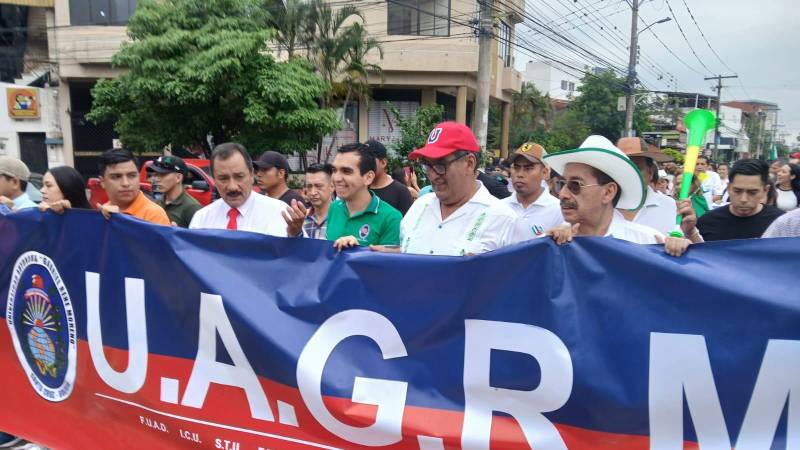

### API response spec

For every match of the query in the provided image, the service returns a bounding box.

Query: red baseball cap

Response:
[791,152,800,159]
[409,122,480,160]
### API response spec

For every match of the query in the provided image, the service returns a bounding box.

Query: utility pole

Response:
[623,0,639,138]
[704,74,737,161]
[474,0,493,150]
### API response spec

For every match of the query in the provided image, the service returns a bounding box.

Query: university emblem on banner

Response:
[6,252,77,402]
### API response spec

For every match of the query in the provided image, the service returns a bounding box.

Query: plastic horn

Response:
[670,109,716,237]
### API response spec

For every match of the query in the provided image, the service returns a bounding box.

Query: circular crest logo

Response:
[6,251,77,402]
[359,224,371,240]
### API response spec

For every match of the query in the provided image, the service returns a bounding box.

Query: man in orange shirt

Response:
[96,148,170,225]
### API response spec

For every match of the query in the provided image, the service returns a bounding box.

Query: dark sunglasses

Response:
[555,179,606,195]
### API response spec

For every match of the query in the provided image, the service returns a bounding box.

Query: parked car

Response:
[88,158,215,208]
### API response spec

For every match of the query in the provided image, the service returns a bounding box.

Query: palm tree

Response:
[309,0,362,109]
[265,0,314,59]
[339,22,383,131]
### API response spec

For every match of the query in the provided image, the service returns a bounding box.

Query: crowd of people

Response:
[2,121,800,257]
[1,121,799,449]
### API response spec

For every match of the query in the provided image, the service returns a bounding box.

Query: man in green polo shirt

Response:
[328,143,402,250]
[150,155,201,227]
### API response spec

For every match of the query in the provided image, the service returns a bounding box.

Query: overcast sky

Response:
[516,0,799,145]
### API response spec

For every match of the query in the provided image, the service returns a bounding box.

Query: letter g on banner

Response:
[297,310,408,446]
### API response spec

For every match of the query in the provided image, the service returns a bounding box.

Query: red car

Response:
[88,159,215,208]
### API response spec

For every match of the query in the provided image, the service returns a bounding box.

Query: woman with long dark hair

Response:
[38,166,91,213]
[775,163,800,212]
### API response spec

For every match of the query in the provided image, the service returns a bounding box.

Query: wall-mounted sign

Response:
[7,87,40,119]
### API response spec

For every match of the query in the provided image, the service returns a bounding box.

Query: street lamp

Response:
[623,5,673,137]
[638,17,671,36]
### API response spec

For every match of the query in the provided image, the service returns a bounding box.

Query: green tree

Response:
[87,0,339,154]
[390,104,445,162]
[568,71,651,142]
[264,0,313,59]
[488,82,552,150]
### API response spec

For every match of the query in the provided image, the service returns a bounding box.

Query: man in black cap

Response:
[364,140,413,215]
[150,155,201,227]
[254,151,305,205]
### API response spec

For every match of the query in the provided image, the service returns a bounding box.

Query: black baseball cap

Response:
[149,155,187,176]
[253,151,290,172]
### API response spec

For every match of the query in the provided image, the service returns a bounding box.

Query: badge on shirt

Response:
[359,224,371,240]
[532,225,544,236]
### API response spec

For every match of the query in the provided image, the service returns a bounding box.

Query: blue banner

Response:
[1,210,798,450]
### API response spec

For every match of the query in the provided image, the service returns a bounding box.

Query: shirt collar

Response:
[225,191,256,217]
[121,191,147,214]
[343,191,381,218]
[13,192,32,207]
[643,186,660,208]
[468,181,495,206]
[166,191,188,206]
[511,188,554,207]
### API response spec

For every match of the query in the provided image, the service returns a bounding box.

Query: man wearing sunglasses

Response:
[543,136,692,256]
[501,142,564,237]
[372,122,529,256]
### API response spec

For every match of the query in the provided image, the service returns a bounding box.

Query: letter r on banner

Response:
[462,320,572,450]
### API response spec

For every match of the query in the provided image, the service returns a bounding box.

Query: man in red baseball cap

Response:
[372,122,529,256]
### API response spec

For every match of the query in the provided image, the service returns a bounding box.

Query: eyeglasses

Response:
[420,152,470,176]
[555,179,606,195]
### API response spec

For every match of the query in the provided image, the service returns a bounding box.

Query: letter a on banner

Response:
[182,293,274,421]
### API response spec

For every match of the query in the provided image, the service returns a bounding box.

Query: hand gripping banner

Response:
[1,210,798,450]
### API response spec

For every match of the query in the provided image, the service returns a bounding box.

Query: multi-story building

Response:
[522,60,581,101]
[4,0,524,176]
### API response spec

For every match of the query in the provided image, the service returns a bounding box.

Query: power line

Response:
[661,0,713,74]
[676,0,736,74]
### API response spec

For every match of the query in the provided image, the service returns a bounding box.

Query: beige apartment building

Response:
[3,0,523,175]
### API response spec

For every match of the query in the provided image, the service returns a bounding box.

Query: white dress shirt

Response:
[617,186,679,235]
[400,181,531,256]
[606,211,663,244]
[502,189,564,237]
[189,192,290,237]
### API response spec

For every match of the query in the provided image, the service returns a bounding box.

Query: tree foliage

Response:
[390,104,445,162]
[87,0,339,154]
[568,70,651,142]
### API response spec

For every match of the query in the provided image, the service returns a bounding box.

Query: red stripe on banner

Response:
[0,330,702,449]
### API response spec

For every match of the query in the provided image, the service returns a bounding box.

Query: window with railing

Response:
[69,0,137,26]
[387,0,450,36]
[498,21,512,67]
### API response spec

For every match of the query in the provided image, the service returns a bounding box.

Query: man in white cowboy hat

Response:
[502,142,564,238]
[372,121,530,256]
[543,136,692,256]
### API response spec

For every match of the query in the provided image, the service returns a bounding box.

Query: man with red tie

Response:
[189,142,306,236]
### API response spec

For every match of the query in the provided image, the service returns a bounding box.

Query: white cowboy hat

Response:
[543,135,646,210]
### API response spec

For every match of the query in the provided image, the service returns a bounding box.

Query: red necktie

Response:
[226,208,240,230]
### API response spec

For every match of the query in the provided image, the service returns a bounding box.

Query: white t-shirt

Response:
[617,187,679,236]
[401,182,531,256]
[606,211,664,244]
[699,170,723,207]
[502,189,564,237]
[189,192,290,236]
[776,188,798,212]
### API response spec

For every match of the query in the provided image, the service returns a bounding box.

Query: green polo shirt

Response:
[157,191,201,228]
[326,191,402,246]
